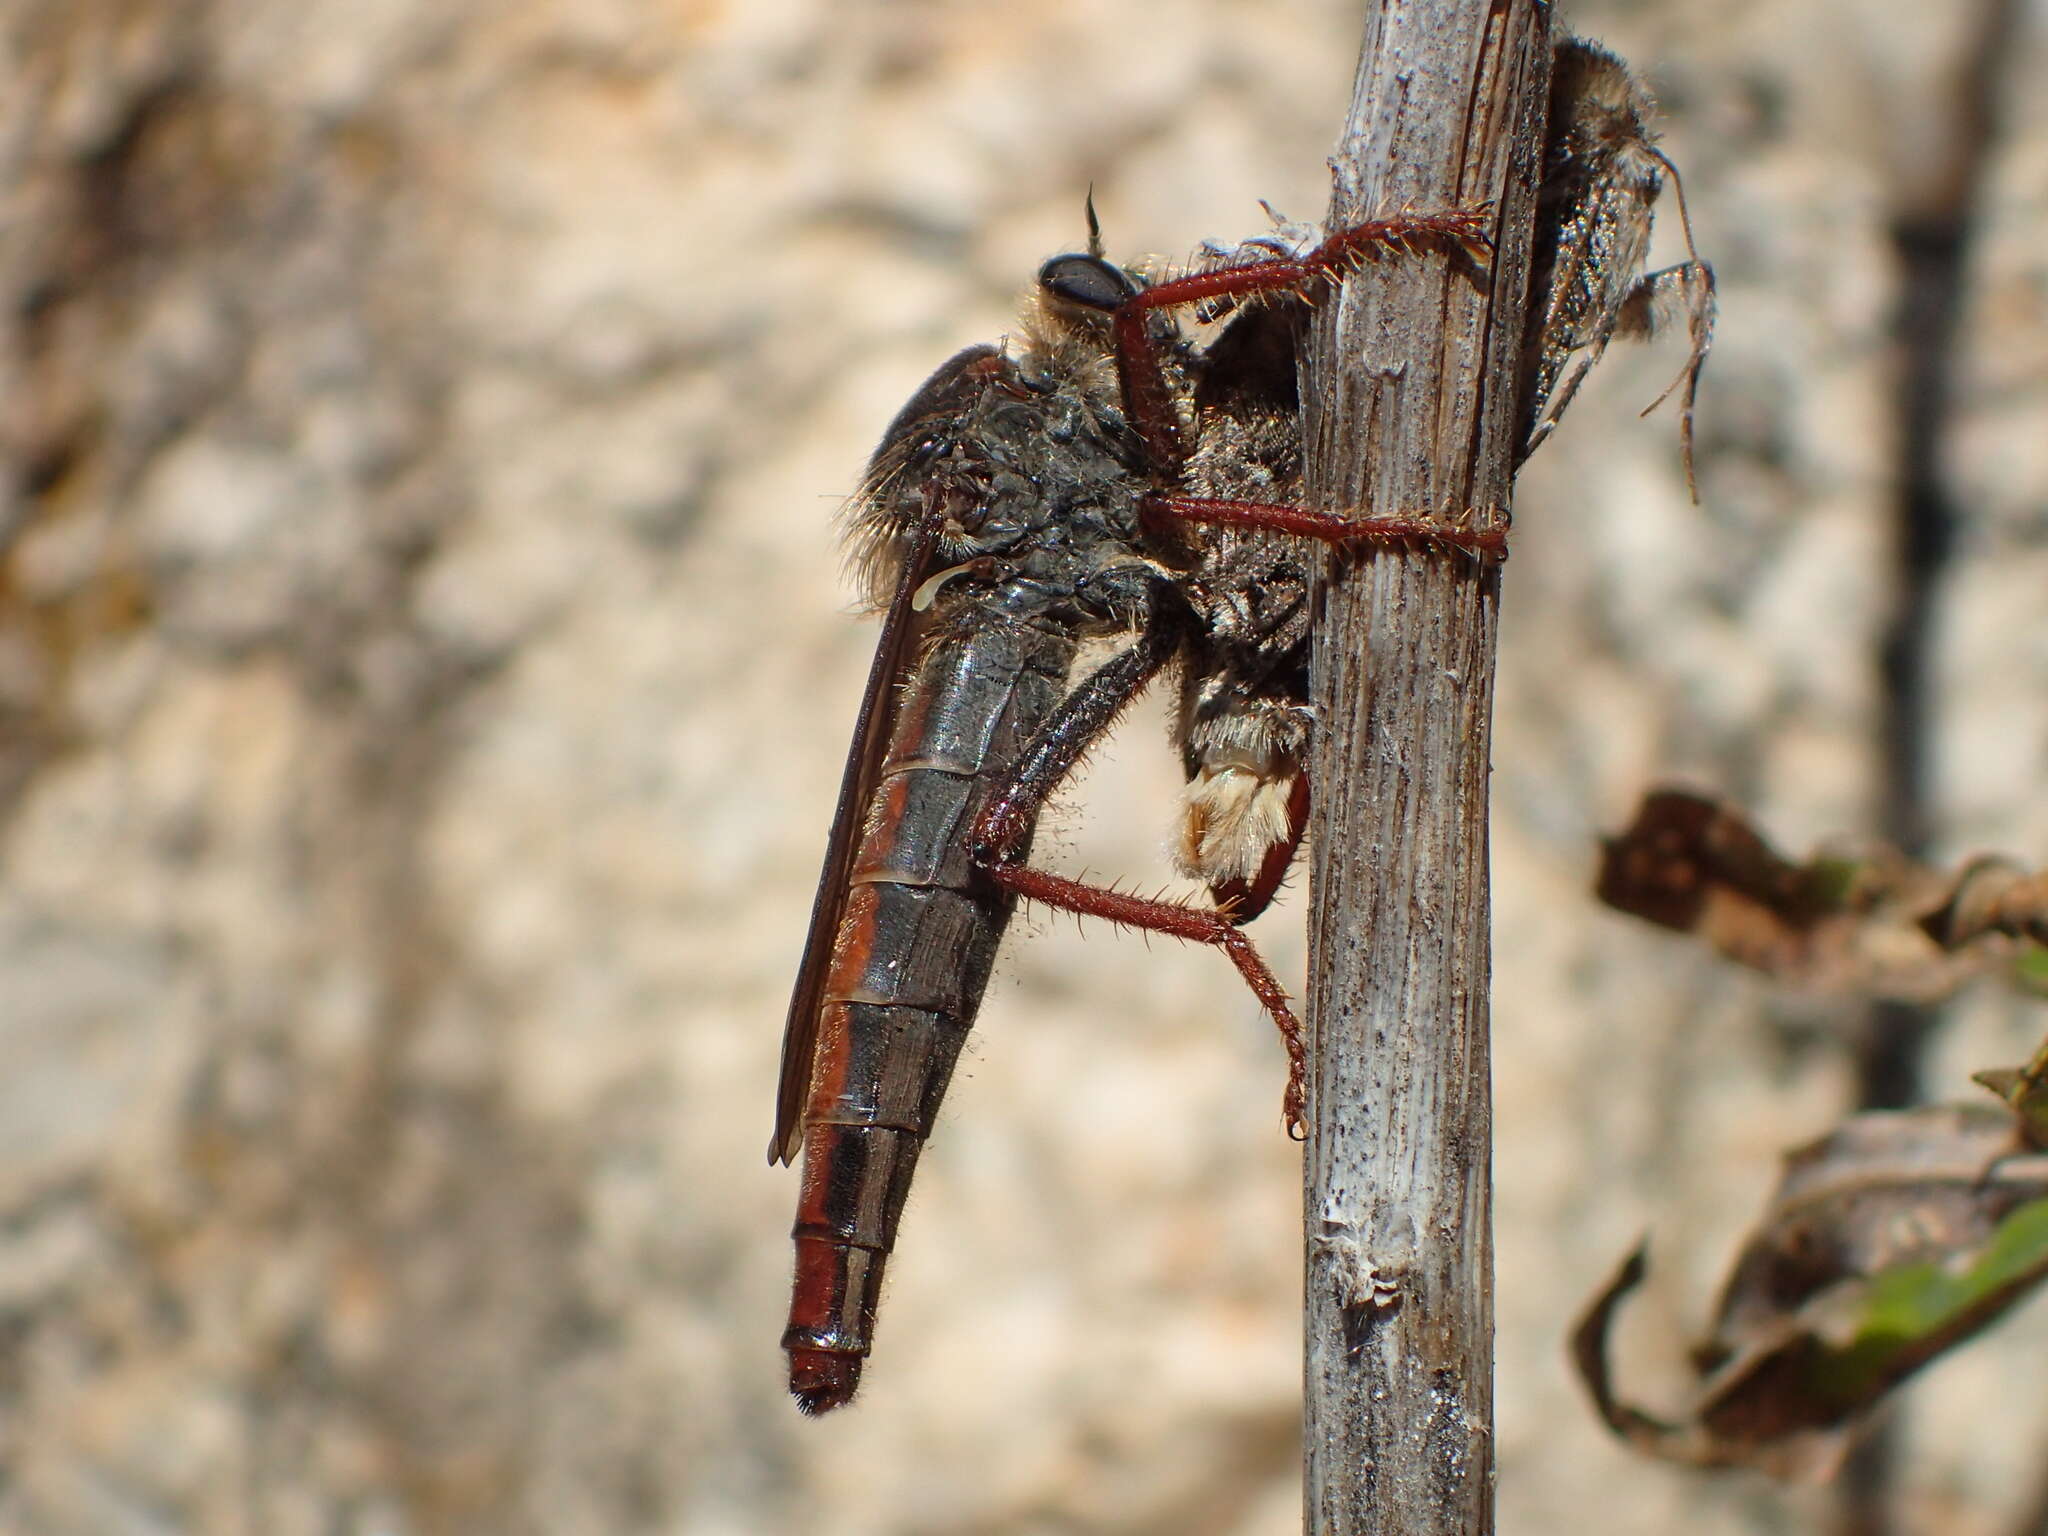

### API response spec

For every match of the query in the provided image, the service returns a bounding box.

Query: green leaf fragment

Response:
[2012,944,2048,997]
[1801,857,1864,912]
[1805,1197,2048,1406]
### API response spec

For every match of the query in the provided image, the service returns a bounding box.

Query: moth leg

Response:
[1143,491,1509,560]
[1619,261,1716,496]
[1525,259,1716,496]
[1112,209,1495,470]
[970,626,1311,1137]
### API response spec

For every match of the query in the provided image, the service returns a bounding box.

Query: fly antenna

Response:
[1084,187,1104,258]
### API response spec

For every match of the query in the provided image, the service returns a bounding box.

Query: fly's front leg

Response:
[1142,492,1509,560]
[1118,207,1509,557]
[970,627,1310,1136]
[1113,209,1494,469]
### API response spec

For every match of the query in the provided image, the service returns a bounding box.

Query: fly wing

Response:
[768,515,937,1164]
[769,343,1007,1165]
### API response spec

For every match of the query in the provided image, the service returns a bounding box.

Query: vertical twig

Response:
[1299,3,1549,1533]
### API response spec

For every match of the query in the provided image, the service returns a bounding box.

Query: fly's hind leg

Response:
[970,625,1311,1137]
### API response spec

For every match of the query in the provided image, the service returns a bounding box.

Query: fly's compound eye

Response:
[1037,254,1143,314]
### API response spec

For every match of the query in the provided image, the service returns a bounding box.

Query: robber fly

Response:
[769,205,1497,1415]
[772,35,1710,1416]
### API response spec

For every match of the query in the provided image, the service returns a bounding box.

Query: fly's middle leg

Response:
[968,628,1311,1137]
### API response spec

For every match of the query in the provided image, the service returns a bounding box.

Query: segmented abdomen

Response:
[784,606,1075,1412]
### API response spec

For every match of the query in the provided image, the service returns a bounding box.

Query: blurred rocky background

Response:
[1,0,2044,1532]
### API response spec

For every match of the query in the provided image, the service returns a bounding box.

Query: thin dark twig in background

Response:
[1844,1,2025,1531]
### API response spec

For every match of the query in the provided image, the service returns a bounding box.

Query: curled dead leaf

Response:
[1975,1034,2048,1150]
[1596,788,2048,1002]
[1572,1106,2048,1480]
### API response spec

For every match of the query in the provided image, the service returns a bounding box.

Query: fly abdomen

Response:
[785,607,1077,1412]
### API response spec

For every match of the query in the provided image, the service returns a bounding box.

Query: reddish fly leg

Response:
[1142,492,1510,561]
[1110,208,1495,470]
[967,627,1312,1135]
[1107,209,1505,935]
[1120,209,1510,558]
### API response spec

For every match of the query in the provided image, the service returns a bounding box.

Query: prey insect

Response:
[769,204,1500,1415]
[1520,36,1717,494]
[772,34,1711,1417]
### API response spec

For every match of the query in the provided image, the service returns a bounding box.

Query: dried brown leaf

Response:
[1572,1106,2048,1480]
[1975,1033,2048,1149]
[1596,788,2048,1002]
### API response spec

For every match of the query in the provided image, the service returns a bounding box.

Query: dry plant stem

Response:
[1300,3,1549,1534]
